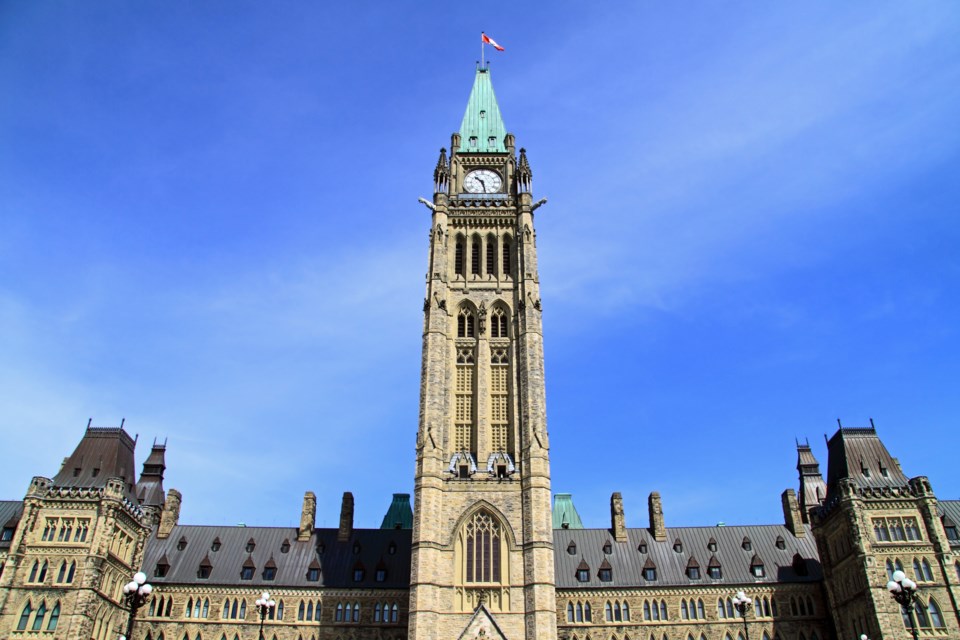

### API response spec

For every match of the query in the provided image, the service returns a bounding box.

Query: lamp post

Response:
[255,592,276,640]
[732,590,753,640]
[887,570,920,640]
[120,571,153,640]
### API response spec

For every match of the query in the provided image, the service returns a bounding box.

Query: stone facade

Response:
[1,66,959,640]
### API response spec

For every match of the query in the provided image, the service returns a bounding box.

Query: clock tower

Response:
[408,65,557,640]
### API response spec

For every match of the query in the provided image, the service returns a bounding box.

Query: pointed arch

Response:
[486,233,497,276]
[454,234,466,276]
[471,234,482,275]
[32,601,47,631]
[17,601,31,631]
[457,507,507,584]
[928,598,945,627]
[501,234,512,277]
[47,602,61,631]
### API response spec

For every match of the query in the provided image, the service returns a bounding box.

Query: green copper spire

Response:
[458,66,507,153]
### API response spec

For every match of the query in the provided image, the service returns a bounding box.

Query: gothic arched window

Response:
[486,234,497,276]
[462,510,503,583]
[455,236,466,276]
[502,236,512,277]
[471,236,482,275]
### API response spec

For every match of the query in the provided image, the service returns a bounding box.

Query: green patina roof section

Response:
[459,66,507,153]
[552,493,584,530]
[379,493,413,530]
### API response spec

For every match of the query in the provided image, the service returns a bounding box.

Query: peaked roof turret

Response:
[379,493,413,530]
[137,440,167,508]
[825,424,909,496]
[458,66,507,153]
[552,493,585,530]
[52,424,138,502]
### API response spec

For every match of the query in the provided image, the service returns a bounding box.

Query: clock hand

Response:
[478,178,486,191]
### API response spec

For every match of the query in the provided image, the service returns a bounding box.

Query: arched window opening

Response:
[584,602,592,622]
[335,603,343,622]
[463,510,503,583]
[353,602,360,622]
[928,598,945,628]
[455,236,466,276]
[660,601,667,620]
[486,235,497,276]
[471,238,481,275]
[921,558,934,581]
[18,602,32,631]
[567,602,575,622]
[644,601,651,620]
[576,602,583,622]
[46,603,60,631]
[32,601,47,631]
[623,602,630,621]
[605,602,612,622]
[375,603,382,623]
[502,237,512,277]
[717,599,725,619]
[391,603,398,623]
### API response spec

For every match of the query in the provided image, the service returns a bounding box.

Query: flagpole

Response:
[481,33,485,69]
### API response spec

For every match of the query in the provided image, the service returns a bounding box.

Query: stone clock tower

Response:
[408,66,557,640]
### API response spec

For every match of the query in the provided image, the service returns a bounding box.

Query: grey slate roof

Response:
[143,525,410,590]
[553,525,821,590]
[938,500,960,548]
[825,427,909,497]
[0,500,24,550]
[52,426,139,502]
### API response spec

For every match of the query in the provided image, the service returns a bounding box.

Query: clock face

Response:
[463,169,503,194]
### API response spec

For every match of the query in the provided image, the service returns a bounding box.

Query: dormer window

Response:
[245,538,256,553]
[281,540,290,554]
[198,558,212,579]
[638,541,647,553]
[576,568,589,582]
[567,541,577,556]
[602,541,612,554]
[353,567,365,582]
[154,560,169,578]
[643,567,656,581]
[469,136,478,147]
[92,468,100,477]
[707,538,717,552]
[307,567,320,582]
[742,536,752,551]
[479,110,486,119]
[598,568,612,582]
[673,538,683,553]
[376,569,386,582]
[750,555,765,577]
[177,536,187,551]
[488,136,496,147]
[263,567,276,580]
[211,538,221,552]
[687,566,700,579]
[240,566,254,580]
[352,542,361,555]
[388,541,397,555]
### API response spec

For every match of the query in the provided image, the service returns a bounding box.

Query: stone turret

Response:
[781,488,805,537]
[648,491,666,542]
[338,491,354,542]
[611,492,627,542]
[157,488,181,539]
[298,491,316,541]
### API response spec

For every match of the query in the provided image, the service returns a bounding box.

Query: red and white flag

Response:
[482,32,505,51]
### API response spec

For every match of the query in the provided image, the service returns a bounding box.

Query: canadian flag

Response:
[482,32,505,51]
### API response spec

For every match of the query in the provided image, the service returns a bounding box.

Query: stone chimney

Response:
[648,491,666,542]
[157,488,182,539]
[338,491,354,542]
[299,491,316,541]
[781,488,805,537]
[611,492,627,542]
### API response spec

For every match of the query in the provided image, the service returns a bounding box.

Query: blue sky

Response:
[1,2,958,532]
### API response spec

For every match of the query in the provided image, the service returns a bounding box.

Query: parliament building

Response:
[1,67,959,640]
